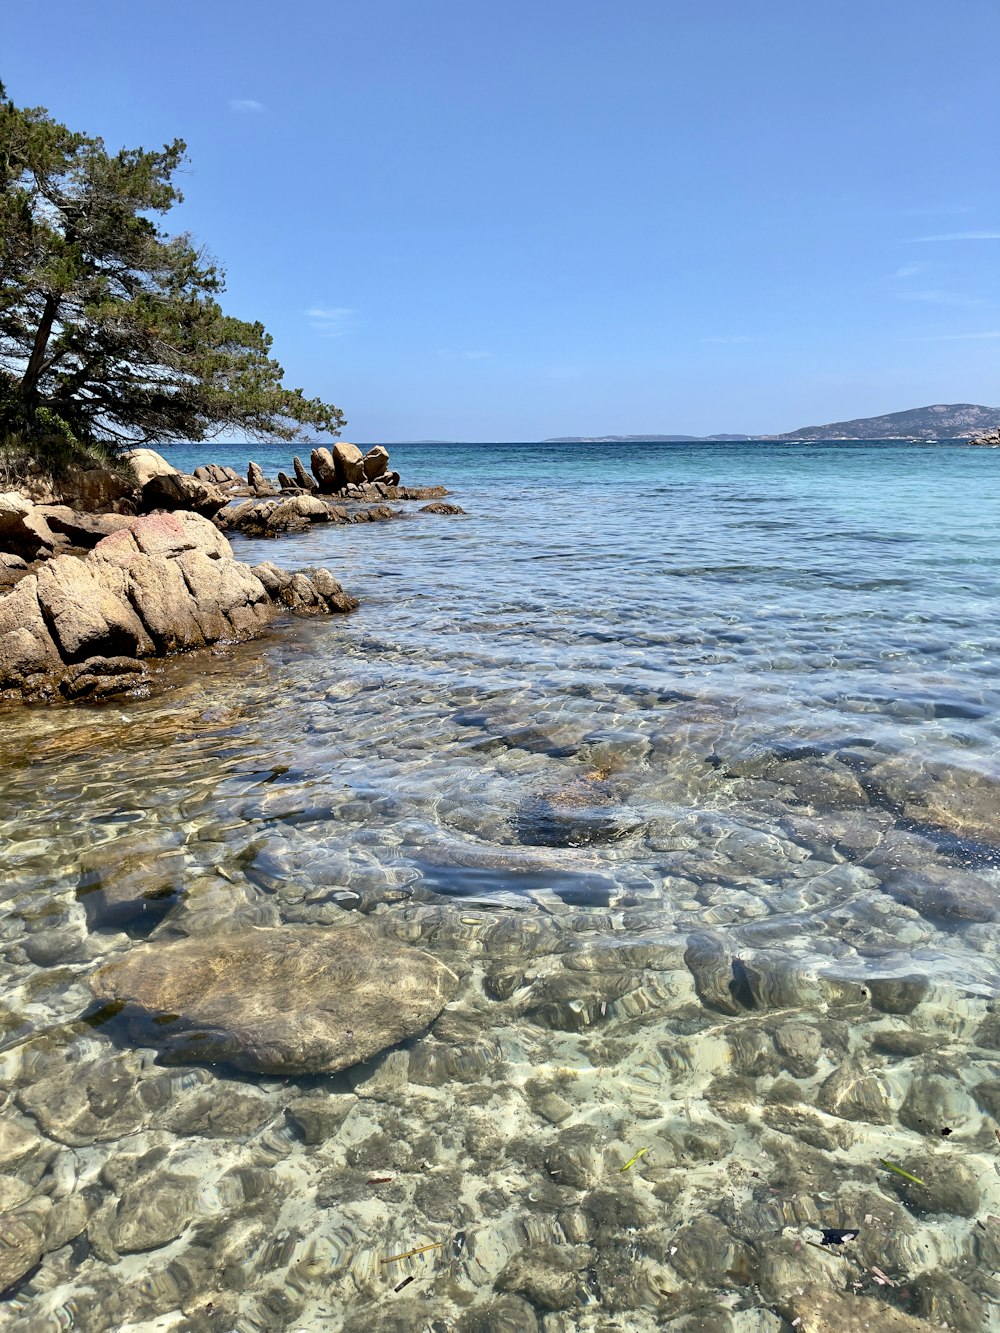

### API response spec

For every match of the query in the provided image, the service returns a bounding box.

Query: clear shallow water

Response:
[2,441,1000,1330]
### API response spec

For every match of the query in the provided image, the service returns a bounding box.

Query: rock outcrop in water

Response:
[88,923,460,1074]
[0,510,356,702]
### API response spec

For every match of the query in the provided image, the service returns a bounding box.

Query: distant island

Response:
[545,403,1000,444]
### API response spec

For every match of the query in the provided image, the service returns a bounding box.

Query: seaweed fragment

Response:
[620,1146,650,1173]
[879,1159,926,1187]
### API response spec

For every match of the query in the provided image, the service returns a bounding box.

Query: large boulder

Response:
[127,448,177,490]
[87,922,460,1074]
[0,575,62,685]
[246,461,278,497]
[141,471,227,517]
[0,492,67,559]
[41,507,139,549]
[310,447,337,491]
[0,510,358,701]
[333,441,365,489]
[35,555,154,662]
[363,445,390,481]
[293,456,316,491]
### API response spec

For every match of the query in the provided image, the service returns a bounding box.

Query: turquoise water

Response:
[2,440,999,1330]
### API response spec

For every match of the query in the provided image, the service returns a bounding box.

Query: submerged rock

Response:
[868,756,1000,847]
[0,1207,45,1295]
[88,922,460,1074]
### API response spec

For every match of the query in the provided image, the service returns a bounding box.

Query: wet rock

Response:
[781,1284,943,1332]
[866,974,930,1014]
[285,1095,354,1144]
[868,755,1000,846]
[458,1295,540,1332]
[0,1207,45,1295]
[111,1172,199,1253]
[669,1215,753,1286]
[868,1028,939,1057]
[0,1116,46,1174]
[534,1092,574,1126]
[76,842,185,928]
[250,561,358,614]
[420,501,466,515]
[774,757,869,809]
[882,1152,980,1217]
[684,932,745,1015]
[514,790,643,849]
[16,1053,170,1146]
[898,1069,981,1139]
[59,654,148,700]
[88,921,460,1074]
[753,1234,843,1306]
[544,1126,601,1190]
[879,865,998,923]
[773,1021,822,1075]
[906,1269,987,1332]
[496,1243,587,1311]
[398,484,447,499]
[761,1103,853,1152]
[817,1062,893,1123]
[973,1078,1000,1117]
[44,1193,91,1251]
[161,1084,276,1138]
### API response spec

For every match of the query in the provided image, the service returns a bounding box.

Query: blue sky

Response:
[6,1,1000,439]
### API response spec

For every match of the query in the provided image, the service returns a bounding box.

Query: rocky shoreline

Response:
[0,442,463,704]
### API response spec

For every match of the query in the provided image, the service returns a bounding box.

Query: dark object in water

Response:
[394,1275,415,1293]
[820,1228,859,1246]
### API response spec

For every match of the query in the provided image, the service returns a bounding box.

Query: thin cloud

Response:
[306,306,353,337]
[909,231,1000,242]
[893,262,927,278]
[462,350,492,360]
[897,289,985,307]
[907,330,1000,341]
[229,98,265,113]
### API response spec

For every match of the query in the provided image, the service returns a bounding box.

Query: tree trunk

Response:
[20,293,60,399]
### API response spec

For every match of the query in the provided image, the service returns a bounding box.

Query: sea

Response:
[2,439,999,1330]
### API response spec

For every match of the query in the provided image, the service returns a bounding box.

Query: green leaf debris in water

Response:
[879,1159,926,1188]
[620,1147,650,1173]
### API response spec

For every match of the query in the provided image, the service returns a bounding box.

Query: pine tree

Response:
[0,83,344,477]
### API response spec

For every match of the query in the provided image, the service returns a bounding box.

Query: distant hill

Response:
[546,403,1000,444]
[772,403,1000,441]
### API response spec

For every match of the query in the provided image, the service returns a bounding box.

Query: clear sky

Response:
[5,1,1000,440]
